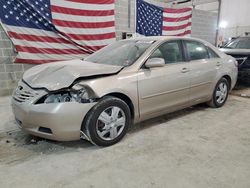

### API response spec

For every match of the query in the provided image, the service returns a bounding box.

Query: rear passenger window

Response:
[207,47,219,58]
[185,41,209,60]
[150,41,183,64]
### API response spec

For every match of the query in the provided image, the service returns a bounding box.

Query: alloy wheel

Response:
[215,82,228,104]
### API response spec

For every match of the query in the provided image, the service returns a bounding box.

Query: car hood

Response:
[23,59,123,91]
[220,48,250,55]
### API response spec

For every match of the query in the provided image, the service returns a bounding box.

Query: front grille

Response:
[13,82,39,103]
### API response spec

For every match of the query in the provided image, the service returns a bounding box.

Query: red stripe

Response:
[164,7,192,13]
[15,45,86,55]
[163,22,192,31]
[53,19,115,28]
[61,32,115,41]
[8,31,72,44]
[163,14,192,22]
[15,58,63,64]
[51,5,114,16]
[66,0,114,4]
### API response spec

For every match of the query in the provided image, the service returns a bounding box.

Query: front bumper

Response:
[12,99,96,141]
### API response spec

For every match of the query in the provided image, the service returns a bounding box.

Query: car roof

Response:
[126,36,187,41]
[125,36,210,44]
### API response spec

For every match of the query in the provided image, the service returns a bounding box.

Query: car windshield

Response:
[224,38,250,49]
[85,40,154,66]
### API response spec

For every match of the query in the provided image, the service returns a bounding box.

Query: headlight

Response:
[43,84,92,104]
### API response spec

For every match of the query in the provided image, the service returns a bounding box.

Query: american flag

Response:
[0,0,115,64]
[136,0,192,36]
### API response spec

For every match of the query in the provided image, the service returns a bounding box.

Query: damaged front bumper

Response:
[11,80,99,141]
[12,99,97,141]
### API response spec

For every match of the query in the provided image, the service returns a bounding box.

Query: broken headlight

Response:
[43,84,92,104]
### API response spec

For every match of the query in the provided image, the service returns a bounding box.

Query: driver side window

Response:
[150,41,184,64]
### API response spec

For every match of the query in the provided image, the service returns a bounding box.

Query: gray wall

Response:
[0,0,218,96]
[0,24,34,96]
[191,9,218,44]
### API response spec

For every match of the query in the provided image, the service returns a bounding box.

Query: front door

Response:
[138,40,191,120]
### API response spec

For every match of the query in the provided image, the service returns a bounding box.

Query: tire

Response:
[82,96,131,146]
[207,78,229,108]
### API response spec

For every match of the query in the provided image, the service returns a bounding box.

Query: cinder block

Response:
[0,64,5,72]
[2,48,15,57]
[7,80,18,89]
[0,40,12,49]
[5,64,23,72]
[0,56,14,64]
[14,71,23,80]
[1,31,11,40]
[0,80,8,89]
[0,88,12,96]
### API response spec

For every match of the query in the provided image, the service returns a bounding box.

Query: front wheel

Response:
[207,78,229,108]
[83,96,131,146]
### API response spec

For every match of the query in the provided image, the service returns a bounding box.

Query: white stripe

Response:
[55,25,115,35]
[163,20,191,27]
[52,12,114,23]
[5,25,60,37]
[163,11,192,18]
[51,0,114,11]
[75,38,116,46]
[17,52,86,60]
[162,26,192,36]
[11,38,80,49]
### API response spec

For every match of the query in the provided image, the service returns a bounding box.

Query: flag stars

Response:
[16,16,19,20]
[3,5,7,9]
[9,11,13,14]
[5,15,9,18]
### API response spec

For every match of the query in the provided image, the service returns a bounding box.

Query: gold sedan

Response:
[12,36,238,146]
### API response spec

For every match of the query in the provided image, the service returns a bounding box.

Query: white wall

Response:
[220,0,250,28]
[218,0,250,39]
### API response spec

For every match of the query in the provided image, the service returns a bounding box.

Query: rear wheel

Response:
[207,78,229,108]
[83,96,131,146]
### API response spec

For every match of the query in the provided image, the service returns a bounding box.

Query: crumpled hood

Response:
[220,48,250,55]
[23,59,123,91]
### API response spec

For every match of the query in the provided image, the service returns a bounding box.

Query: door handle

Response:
[181,67,189,73]
[216,62,221,66]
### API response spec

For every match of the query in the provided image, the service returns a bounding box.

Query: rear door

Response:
[183,40,219,103]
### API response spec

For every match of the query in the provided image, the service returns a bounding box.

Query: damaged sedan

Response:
[12,36,238,146]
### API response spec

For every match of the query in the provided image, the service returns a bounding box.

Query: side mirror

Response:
[145,58,165,68]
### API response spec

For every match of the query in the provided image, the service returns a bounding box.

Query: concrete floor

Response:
[0,87,250,188]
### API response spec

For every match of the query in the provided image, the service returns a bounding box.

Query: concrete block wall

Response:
[191,9,218,45]
[0,0,218,96]
[0,24,34,96]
